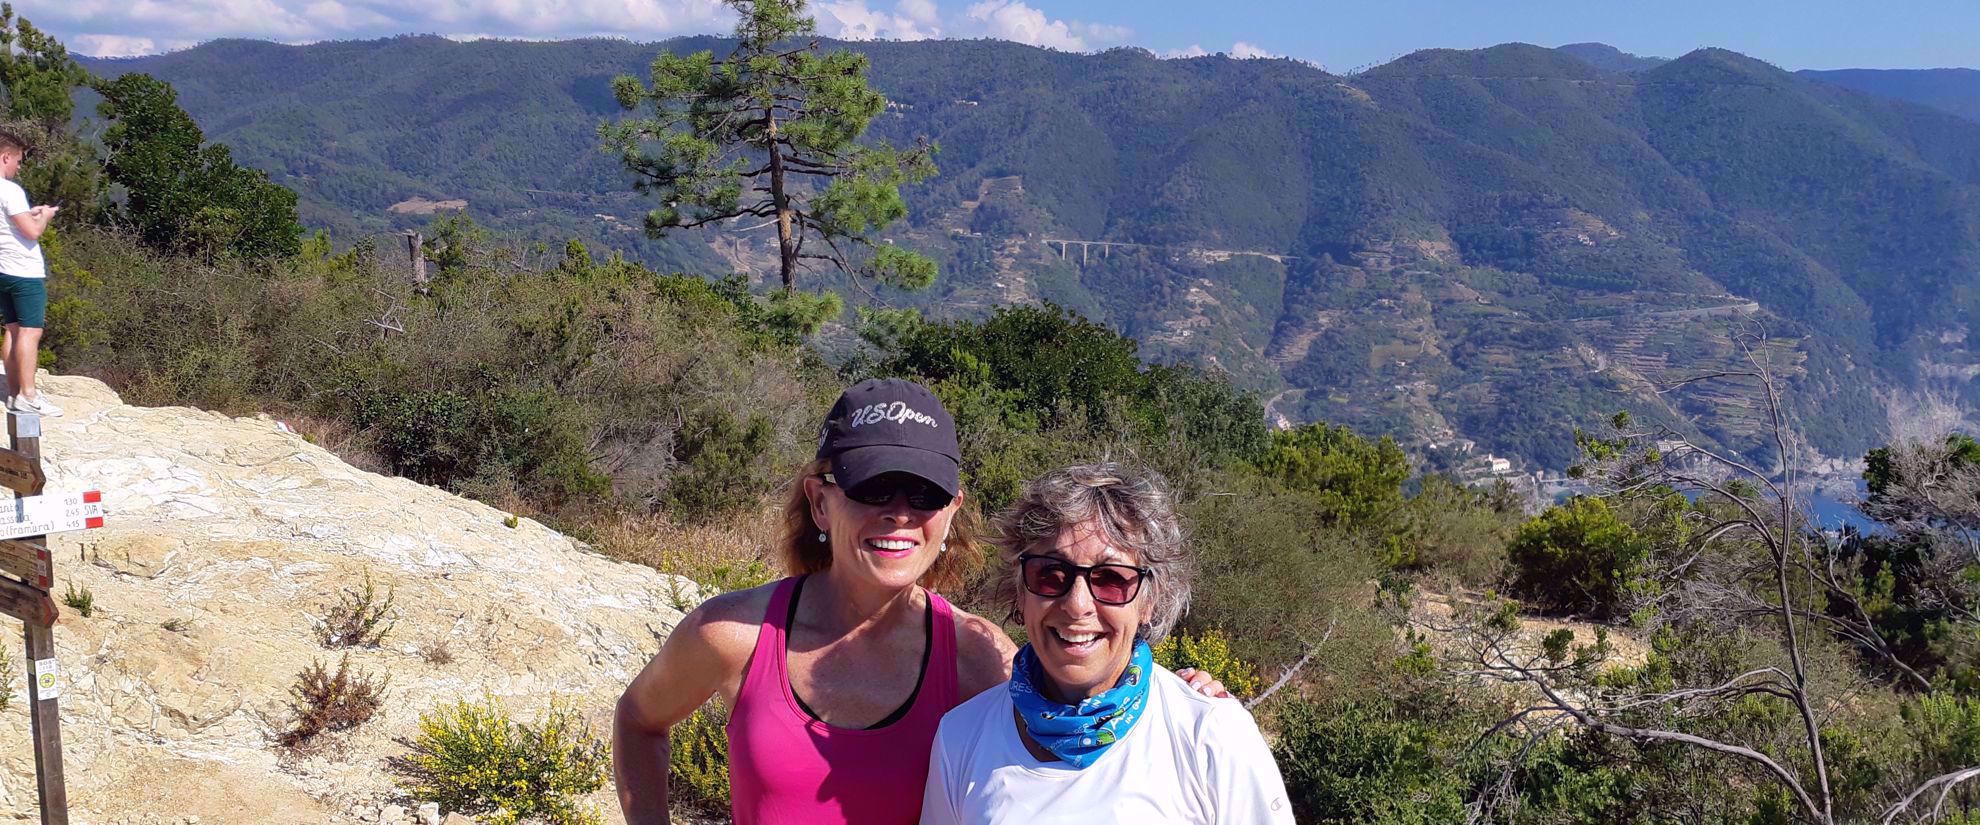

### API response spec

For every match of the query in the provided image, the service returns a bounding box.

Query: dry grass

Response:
[419,639,455,666]
[586,504,784,593]
[284,413,391,476]
[1412,587,1651,669]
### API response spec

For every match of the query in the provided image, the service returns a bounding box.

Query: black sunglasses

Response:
[821,472,955,511]
[1017,553,1152,606]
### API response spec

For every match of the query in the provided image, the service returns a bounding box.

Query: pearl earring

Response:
[939,542,948,554]
[818,531,828,543]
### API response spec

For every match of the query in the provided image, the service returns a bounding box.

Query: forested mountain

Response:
[1553,45,1980,126]
[1800,67,1980,123]
[78,37,1980,472]
[1554,42,1668,73]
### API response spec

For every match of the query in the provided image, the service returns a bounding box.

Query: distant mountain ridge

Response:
[1799,68,1980,122]
[1545,42,1980,124]
[1555,42,1669,73]
[76,37,1980,472]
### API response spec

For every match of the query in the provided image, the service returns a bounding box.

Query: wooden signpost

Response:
[0,409,106,825]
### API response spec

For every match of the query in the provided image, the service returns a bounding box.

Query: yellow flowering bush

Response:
[669,701,731,814]
[390,697,608,825]
[1152,628,1263,698]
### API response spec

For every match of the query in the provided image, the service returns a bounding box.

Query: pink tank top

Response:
[727,576,960,825]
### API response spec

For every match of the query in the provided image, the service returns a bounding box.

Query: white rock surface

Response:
[0,374,694,822]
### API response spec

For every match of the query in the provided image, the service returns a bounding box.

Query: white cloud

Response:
[1070,20,1130,44]
[1230,41,1280,59]
[302,0,397,31]
[963,0,1122,51]
[816,0,941,41]
[1160,41,1284,60]
[897,0,939,26]
[41,0,1135,57]
[72,34,192,58]
[35,0,735,55]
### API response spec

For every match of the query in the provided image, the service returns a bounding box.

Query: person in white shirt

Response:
[921,462,1295,825]
[0,127,61,417]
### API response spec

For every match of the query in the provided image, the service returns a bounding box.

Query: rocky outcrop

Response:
[0,374,694,822]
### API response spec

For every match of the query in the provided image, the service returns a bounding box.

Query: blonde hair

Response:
[778,457,981,594]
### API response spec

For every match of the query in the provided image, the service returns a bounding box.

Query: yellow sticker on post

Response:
[30,657,58,700]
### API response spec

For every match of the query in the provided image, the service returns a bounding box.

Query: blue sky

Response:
[31,0,1980,70]
[1082,0,1980,71]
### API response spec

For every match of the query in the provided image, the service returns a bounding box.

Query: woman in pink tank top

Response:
[612,380,1228,824]
[611,379,1012,825]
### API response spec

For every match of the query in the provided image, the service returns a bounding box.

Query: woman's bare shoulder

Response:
[673,579,781,657]
[948,604,1018,699]
[621,578,785,717]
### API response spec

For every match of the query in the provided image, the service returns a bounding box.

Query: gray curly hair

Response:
[992,461,1194,643]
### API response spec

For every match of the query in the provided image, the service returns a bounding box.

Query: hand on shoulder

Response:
[1174,667,1232,700]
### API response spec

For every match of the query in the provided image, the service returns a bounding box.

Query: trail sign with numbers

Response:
[0,410,71,824]
[0,491,104,544]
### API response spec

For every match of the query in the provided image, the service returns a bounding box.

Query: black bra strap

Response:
[787,575,932,730]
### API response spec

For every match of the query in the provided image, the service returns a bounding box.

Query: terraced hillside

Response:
[80,38,1980,472]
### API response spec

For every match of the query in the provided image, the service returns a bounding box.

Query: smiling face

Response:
[1020,517,1155,703]
[806,471,962,591]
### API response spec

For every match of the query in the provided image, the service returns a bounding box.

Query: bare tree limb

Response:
[1246,619,1338,710]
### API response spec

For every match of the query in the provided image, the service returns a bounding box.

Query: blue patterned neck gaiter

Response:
[1009,640,1154,769]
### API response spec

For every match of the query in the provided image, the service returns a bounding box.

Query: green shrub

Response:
[1254,422,1410,530]
[669,701,731,815]
[280,654,388,748]
[1152,629,1262,698]
[663,408,776,522]
[1183,469,1387,675]
[1505,496,1653,619]
[317,571,395,648]
[1383,475,1523,583]
[391,697,609,825]
[1271,696,1471,823]
[61,582,92,617]
[702,559,775,595]
[47,224,824,525]
[0,654,13,711]
[1903,693,1980,777]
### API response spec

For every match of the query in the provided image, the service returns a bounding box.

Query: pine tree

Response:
[0,3,84,128]
[603,0,937,295]
[0,4,102,217]
[94,73,302,260]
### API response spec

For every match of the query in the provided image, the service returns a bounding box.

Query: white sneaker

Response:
[10,392,62,418]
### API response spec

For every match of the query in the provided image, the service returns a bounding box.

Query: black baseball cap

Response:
[816,378,961,496]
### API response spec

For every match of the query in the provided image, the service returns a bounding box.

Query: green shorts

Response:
[0,274,46,328]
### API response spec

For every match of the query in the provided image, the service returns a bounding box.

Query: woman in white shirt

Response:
[921,462,1295,825]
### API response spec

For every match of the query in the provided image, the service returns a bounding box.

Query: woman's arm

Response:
[614,587,764,824]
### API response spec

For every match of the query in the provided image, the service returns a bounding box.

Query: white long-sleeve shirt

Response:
[920,665,1297,825]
